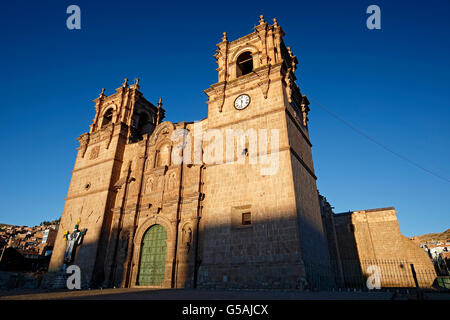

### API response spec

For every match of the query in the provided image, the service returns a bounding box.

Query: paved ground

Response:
[0,288,449,300]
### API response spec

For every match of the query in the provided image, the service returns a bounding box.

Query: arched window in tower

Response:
[137,113,151,134]
[156,143,170,167]
[236,51,253,77]
[130,112,152,143]
[101,108,113,127]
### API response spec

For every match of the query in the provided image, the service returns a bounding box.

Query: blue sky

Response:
[0,0,449,236]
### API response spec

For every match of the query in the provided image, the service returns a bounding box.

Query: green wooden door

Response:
[137,224,167,286]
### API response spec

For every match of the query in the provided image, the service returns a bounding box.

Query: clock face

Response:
[234,94,250,110]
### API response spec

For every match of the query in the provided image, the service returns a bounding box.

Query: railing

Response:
[304,262,335,290]
[304,259,438,290]
[340,259,436,289]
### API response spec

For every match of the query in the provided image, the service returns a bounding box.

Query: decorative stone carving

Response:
[105,123,115,149]
[215,35,228,84]
[182,224,193,250]
[89,145,100,160]
[149,122,174,146]
[77,133,90,158]
[300,95,310,127]
[213,83,227,113]
[145,176,154,194]
[167,171,177,190]
[255,66,271,99]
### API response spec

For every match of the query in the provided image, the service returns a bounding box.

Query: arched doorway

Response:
[137,224,167,286]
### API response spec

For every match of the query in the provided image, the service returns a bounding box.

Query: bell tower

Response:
[48,79,165,288]
[89,78,164,142]
[205,15,310,127]
[49,16,333,290]
[199,16,333,289]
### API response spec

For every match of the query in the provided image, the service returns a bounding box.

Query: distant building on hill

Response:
[0,223,59,272]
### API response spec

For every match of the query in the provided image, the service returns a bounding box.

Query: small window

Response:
[236,52,253,77]
[231,205,252,229]
[242,212,251,225]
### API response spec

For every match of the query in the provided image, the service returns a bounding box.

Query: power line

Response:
[308,97,450,184]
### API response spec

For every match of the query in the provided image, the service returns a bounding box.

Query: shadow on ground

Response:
[1,288,449,300]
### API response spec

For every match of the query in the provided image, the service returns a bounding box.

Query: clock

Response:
[234,94,251,110]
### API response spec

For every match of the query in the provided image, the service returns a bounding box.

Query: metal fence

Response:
[340,259,437,289]
[304,262,336,290]
[302,259,438,290]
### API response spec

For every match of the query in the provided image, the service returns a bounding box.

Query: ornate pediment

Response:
[149,122,175,146]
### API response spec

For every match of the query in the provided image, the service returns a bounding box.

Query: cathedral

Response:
[47,16,435,290]
[47,16,332,289]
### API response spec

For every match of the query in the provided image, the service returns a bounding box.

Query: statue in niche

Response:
[182,225,192,251]
[119,232,129,257]
[145,177,154,193]
[167,172,177,190]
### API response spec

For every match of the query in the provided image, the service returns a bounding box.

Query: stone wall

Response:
[334,208,437,288]
[48,17,336,291]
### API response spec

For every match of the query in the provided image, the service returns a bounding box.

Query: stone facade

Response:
[47,17,333,290]
[331,207,437,288]
[47,16,435,291]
